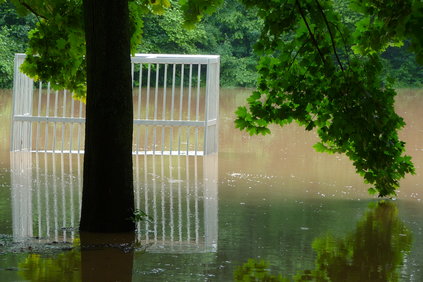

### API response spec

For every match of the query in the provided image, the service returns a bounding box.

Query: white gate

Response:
[11,53,220,156]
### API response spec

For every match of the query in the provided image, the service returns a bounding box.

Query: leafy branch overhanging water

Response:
[235,0,422,197]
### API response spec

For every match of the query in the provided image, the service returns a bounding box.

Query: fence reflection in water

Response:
[10,152,218,253]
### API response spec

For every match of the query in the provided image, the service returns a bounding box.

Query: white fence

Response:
[11,53,220,156]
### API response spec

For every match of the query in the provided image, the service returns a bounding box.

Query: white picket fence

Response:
[11,53,220,156]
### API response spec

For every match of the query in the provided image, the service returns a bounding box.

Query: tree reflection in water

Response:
[79,232,135,282]
[235,201,412,282]
[11,151,217,281]
[18,239,81,281]
[18,233,136,282]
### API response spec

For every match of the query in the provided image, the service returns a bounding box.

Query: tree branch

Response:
[19,1,47,20]
[330,22,351,67]
[314,0,344,72]
[288,39,309,71]
[295,0,326,65]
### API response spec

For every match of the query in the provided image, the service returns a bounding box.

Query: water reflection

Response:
[2,89,422,280]
[80,232,135,282]
[18,239,81,281]
[133,153,218,253]
[17,233,136,282]
[304,201,412,281]
[235,201,412,281]
[10,152,82,243]
[10,151,218,254]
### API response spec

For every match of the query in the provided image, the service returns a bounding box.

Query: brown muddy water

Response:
[0,88,422,281]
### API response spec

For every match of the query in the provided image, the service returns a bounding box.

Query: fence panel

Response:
[11,54,220,156]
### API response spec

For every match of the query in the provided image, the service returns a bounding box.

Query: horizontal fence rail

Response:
[11,53,220,156]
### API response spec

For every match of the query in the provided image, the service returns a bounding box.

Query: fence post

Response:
[204,59,220,155]
[11,54,33,152]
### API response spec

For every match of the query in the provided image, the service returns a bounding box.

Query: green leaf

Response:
[368,187,377,195]
[313,142,328,153]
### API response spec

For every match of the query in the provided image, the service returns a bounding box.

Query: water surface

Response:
[0,88,422,281]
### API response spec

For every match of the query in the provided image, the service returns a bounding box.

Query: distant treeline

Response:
[1,0,422,89]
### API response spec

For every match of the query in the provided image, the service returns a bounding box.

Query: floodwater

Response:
[0,88,422,281]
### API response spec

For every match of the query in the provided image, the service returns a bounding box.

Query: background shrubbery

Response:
[0,0,421,89]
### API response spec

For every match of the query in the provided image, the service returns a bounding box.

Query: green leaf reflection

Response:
[235,201,412,282]
[18,239,81,282]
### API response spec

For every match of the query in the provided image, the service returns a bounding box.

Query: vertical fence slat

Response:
[136,64,143,153]
[135,156,141,239]
[185,156,191,242]
[43,154,50,236]
[144,64,151,154]
[60,154,66,241]
[61,90,67,152]
[52,155,59,241]
[77,154,83,220]
[35,153,42,238]
[160,155,166,243]
[152,156,158,241]
[153,64,160,155]
[161,64,168,154]
[44,84,51,152]
[77,100,83,153]
[144,155,150,242]
[178,64,184,155]
[169,155,174,242]
[35,82,43,152]
[194,156,199,244]
[177,156,182,241]
[186,64,193,154]
[69,95,75,153]
[131,62,134,87]
[170,64,176,155]
[68,153,75,240]
[52,91,59,151]
[195,65,201,155]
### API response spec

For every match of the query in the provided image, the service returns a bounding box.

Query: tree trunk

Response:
[80,0,134,232]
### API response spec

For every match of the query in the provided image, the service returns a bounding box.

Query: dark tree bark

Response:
[80,0,135,232]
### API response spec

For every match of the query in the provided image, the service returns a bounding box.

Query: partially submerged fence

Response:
[11,53,220,156]
[11,152,218,253]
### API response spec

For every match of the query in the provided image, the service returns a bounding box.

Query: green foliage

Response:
[130,208,153,223]
[139,1,207,54]
[350,0,423,64]
[235,0,417,197]
[18,239,81,281]
[1,0,421,89]
[179,0,223,27]
[0,1,35,44]
[381,43,423,88]
[139,0,262,87]
[8,0,176,99]
[200,0,262,87]
[299,201,412,281]
[236,202,412,281]
[16,0,87,99]
[234,259,288,282]
[0,1,35,88]
[4,0,421,196]
[0,28,16,88]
